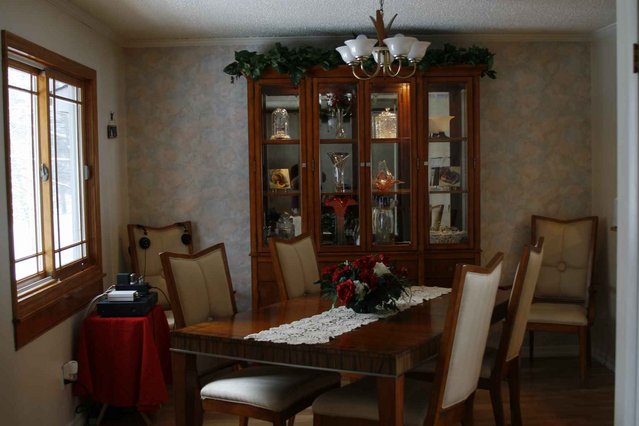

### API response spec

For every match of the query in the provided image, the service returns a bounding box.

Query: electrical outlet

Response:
[62,360,78,385]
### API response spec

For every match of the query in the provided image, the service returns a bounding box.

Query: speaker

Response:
[179,222,192,246]
[137,225,151,250]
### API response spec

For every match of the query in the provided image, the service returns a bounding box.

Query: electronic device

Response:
[97,291,158,317]
[115,272,151,294]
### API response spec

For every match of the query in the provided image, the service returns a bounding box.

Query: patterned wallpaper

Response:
[480,42,591,283]
[125,41,591,311]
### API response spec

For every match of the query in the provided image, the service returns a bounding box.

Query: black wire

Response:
[149,285,171,310]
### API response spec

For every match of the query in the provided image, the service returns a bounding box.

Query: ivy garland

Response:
[223,42,496,85]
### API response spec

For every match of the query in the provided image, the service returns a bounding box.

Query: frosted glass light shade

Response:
[336,46,356,64]
[408,41,431,61]
[383,34,417,57]
[345,34,377,58]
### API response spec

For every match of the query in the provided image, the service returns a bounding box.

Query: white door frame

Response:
[615,0,639,425]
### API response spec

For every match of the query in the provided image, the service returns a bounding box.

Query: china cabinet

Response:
[247,66,483,309]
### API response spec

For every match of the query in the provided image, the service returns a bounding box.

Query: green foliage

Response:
[418,43,497,79]
[224,42,497,84]
[223,43,343,85]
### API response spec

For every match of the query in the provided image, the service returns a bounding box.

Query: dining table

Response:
[170,288,510,426]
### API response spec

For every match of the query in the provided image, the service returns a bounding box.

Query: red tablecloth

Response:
[74,305,172,412]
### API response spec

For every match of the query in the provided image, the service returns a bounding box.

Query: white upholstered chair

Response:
[128,221,193,328]
[161,243,341,426]
[409,240,544,426]
[269,233,321,302]
[526,215,597,381]
[312,253,504,426]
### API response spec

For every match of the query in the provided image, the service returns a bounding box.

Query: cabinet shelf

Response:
[427,137,467,143]
[321,191,358,197]
[319,138,357,144]
[429,188,468,194]
[264,190,301,196]
[262,139,300,145]
[371,137,411,143]
[372,189,411,195]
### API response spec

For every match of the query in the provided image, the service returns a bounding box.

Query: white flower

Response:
[354,280,369,298]
[373,262,391,277]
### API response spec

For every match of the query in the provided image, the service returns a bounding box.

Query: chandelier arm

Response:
[351,61,382,80]
[394,62,417,79]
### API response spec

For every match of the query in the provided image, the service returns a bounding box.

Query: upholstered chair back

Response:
[506,241,544,361]
[441,255,503,409]
[160,243,237,328]
[532,216,597,303]
[269,233,321,301]
[128,222,193,306]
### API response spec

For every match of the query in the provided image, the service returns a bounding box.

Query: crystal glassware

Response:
[327,152,350,192]
[374,108,397,138]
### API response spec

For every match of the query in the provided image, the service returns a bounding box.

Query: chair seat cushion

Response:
[528,303,587,326]
[312,377,430,426]
[200,365,340,412]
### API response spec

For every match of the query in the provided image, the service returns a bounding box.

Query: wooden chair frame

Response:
[160,243,237,329]
[314,252,504,426]
[268,232,319,302]
[477,238,544,426]
[162,243,337,426]
[526,215,597,382]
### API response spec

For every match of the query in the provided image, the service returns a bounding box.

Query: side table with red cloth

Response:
[74,305,172,412]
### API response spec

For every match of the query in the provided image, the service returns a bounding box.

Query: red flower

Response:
[336,279,356,304]
[321,265,337,277]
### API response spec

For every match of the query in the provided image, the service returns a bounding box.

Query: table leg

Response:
[376,375,405,426]
[172,351,198,426]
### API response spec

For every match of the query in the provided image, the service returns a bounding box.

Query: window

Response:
[2,31,102,349]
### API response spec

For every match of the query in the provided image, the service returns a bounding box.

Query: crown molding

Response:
[590,23,617,41]
[46,0,123,45]
[123,31,594,49]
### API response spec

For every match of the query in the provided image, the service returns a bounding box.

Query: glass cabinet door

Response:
[427,82,469,246]
[260,86,302,246]
[370,83,412,247]
[317,83,359,247]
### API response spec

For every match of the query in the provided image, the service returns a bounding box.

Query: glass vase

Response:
[335,107,346,139]
[372,205,395,244]
[327,152,350,192]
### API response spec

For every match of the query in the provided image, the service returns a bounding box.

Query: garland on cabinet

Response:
[223,42,496,85]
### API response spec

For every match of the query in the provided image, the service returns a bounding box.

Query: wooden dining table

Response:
[170,288,510,426]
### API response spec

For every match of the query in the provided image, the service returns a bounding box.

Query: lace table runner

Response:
[244,286,451,345]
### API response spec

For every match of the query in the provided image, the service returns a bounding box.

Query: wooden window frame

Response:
[2,31,103,349]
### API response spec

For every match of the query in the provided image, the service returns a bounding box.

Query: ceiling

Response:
[59,0,616,44]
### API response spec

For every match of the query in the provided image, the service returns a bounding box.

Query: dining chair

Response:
[127,221,194,328]
[269,233,321,302]
[161,243,341,426]
[526,215,598,381]
[408,239,544,426]
[312,252,504,426]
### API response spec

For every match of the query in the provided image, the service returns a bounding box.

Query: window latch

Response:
[40,164,49,182]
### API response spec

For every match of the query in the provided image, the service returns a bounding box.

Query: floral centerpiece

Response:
[317,254,411,313]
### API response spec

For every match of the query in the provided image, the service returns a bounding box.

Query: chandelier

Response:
[335,0,430,80]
